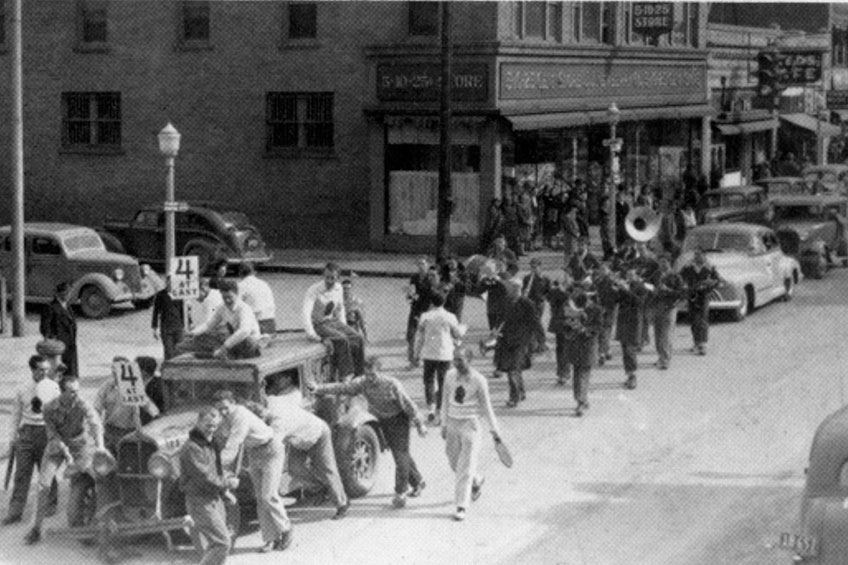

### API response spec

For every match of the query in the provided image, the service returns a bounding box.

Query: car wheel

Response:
[782,277,794,301]
[730,288,748,322]
[79,285,111,319]
[340,425,380,498]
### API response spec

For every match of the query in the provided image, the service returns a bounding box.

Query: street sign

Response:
[631,3,674,37]
[757,50,823,92]
[602,138,623,147]
[163,200,189,212]
[827,90,848,110]
[168,255,200,300]
[113,359,147,407]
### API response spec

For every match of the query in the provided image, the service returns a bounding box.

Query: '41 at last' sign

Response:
[168,255,200,300]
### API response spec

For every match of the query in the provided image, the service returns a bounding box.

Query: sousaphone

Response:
[625,206,661,242]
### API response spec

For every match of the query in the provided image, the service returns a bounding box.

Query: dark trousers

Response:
[554,333,573,380]
[599,308,616,359]
[6,425,57,520]
[162,329,184,361]
[622,342,639,375]
[690,304,710,345]
[639,306,652,347]
[315,319,365,378]
[573,366,591,405]
[258,318,277,334]
[380,412,423,495]
[654,308,677,365]
[422,360,450,409]
[507,370,525,403]
[62,344,79,377]
[186,495,231,565]
[531,301,547,351]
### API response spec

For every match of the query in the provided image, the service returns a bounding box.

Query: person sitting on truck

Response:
[238,262,277,334]
[177,280,261,360]
[302,262,365,378]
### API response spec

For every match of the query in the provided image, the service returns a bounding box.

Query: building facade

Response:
[0,1,710,252]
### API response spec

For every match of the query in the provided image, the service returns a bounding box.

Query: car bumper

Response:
[47,514,193,539]
[677,298,743,313]
[226,252,273,264]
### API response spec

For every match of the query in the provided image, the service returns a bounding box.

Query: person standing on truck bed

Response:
[302,262,365,378]
[238,262,277,334]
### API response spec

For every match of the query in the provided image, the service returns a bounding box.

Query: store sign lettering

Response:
[499,62,706,101]
[632,2,674,35]
[377,63,488,102]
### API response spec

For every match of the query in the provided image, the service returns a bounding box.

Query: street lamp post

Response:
[158,123,181,269]
[606,102,622,247]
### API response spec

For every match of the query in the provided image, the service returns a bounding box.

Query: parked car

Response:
[771,194,848,279]
[48,334,385,547]
[675,223,801,321]
[0,223,156,318]
[802,164,848,195]
[755,176,810,198]
[777,404,848,563]
[697,185,773,225]
[100,202,272,273]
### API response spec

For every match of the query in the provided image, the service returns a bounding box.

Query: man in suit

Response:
[152,276,185,360]
[39,282,78,376]
[495,280,544,407]
[566,237,601,284]
[679,249,721,356]
[521,257,551,353]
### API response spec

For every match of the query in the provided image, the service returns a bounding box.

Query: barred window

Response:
[289,3,317,39]
[408,1,438,37]
[61,92,121,149]
[80,0,108,44]
[181,1,210,42]
[266,92,334,152]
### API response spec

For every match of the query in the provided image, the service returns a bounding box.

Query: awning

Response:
[713,118,777,135]
[505,104,714,131]
[780,113,842,137]
[714,123,742,135]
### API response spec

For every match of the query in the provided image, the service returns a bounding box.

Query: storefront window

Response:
[525,2,545,38]
[581,2,601,43]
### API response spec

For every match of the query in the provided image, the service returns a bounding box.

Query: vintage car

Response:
[698,185,773,225]
[771,194,848,279]
[755,176,810,198]
[100,201,272,273]
[0,223,156,318]
[48,334,384,549]
[675,223,801,321]
[802,164,848,195]
[777,404,848,563]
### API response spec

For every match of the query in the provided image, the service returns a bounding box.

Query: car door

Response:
[761,232,784,294]
[747,232,775,296]
[28,234,71,299]
[129,210,164,262]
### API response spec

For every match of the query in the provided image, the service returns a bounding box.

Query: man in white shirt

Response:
[440,346,502,522]
[238,263,277,334]
[185,277,222,332]
[264,373,349,520]
[413,292,466,424]
[212,390,292,553]
[178,280,261,360]
[302,262,364,378]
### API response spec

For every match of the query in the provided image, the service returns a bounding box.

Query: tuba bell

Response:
[625,206,661,242]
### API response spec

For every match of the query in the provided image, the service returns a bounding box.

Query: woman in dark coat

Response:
[39,282,78,376]
[495,280,543,407]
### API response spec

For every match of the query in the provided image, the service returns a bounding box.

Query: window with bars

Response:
[181,1,210,43]
[266,92,334,153]
[408,1,438,37]
[289,3,317,39]
[79,0,108,44]
[61,92,121,150]
[0,1,5,47]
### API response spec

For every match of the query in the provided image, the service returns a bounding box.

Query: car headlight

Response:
[246,237,259,251]
[92,449,117,477]
[140,264,151,277]
[147,452,172,480]
[113,268,124,282]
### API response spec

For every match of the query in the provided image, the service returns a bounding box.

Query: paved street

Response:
[0,267,846,564]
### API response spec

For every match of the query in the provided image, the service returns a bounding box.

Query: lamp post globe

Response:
[607,102,621,127]
[158,122,181,158]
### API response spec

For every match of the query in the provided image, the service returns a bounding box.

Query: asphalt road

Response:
[1,268,846,565]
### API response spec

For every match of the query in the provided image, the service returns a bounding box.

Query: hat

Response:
[36,339,66,356]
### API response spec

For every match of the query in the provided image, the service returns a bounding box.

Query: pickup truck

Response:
[100,202,271,273]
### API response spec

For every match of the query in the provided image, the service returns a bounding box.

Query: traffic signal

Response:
[757,50,783,98]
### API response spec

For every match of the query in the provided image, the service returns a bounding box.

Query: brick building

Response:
[0,1,711,252]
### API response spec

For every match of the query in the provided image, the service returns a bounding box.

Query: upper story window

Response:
[515,1,563,42]
[408,1,439,37]
[179,1,210,48]
[266,92,334,156]
[289,3,317,39]
[0,1,6,49]
[76,0,108,51]
[572,2,615,44]
[61,92,122,153]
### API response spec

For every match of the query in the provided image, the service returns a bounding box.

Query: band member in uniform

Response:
[495,280,544,407]
[615,269,651,390]
[592,263,619,365]
[650,256,686,369]
[569,290,604,416]
[547,271,575,385]
[631,242,660,351]
[679,249,721,356]
[566,237,601,284]
[521,257,551,353]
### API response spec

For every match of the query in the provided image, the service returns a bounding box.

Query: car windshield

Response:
[705,193,744,208]
[774,205,825,221]
[683,231,752,253]
[804,172,838,184]
[162,378,258,412]
[219,211,252,229]
[63,232,105,253]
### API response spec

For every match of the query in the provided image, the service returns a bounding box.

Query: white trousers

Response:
[445,416,482,509]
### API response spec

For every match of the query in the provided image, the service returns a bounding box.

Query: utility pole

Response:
[436,1,452,263]
[10,0,25,336]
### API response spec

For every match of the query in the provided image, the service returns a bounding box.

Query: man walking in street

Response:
[414,292,467,423]
[152,276,185,360]
[179,406,240,564]
[651,256,686,369]
[522,257,551,353]
[569,291,604,417]
[405,257,433,369]
[213,390,292,553]
[547,272,575,385]
[592,263,619,365]
[238,262,277,334]
[616,269,651,390]
[679,249,721,356]
[311,356,428,509]
[4,355,60,525]
[441,347,502,521]
[566,237,601,284]
[495,280,544,407]
[39,282,78,376]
